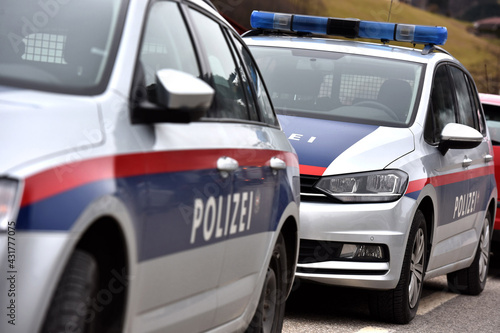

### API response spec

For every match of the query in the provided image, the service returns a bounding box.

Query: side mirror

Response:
[131,69,214,124]
[438,123,483,155]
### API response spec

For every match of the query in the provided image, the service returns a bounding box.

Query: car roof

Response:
[479,93,500,105]
[244,34,456,65]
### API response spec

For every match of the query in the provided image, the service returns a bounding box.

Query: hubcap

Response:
[409,228,425,309]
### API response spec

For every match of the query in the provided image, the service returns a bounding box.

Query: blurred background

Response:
[213,0,500,94]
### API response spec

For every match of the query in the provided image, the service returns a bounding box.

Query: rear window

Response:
[0,0,128,95]
[249,46,424,127]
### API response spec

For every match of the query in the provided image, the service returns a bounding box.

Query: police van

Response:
[244,12,497,324]
[0,1,300,332]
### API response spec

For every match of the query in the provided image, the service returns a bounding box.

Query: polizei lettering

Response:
[453,190,480,219]
[288,133,317,143]
[190,191,254,244]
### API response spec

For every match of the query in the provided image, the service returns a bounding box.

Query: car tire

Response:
[246,233,287,333]
[447,211,491,295]
[42,249,99,333]
[369,209,427,324]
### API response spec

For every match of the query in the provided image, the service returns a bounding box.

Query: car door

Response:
[186,6,288,327]
[425,64,489,271]
[132,2,228,331]
[481,97,500,233]
[131,1,287,331]
[448,65,493,260]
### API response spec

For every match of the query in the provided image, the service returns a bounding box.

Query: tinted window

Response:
[189,9,250,120]
[449,66,476,129]
[472,89,486,135]
[425,65,456,144]
[226,35,259,122]
[484,103,500,122]
[139,1,199,100]
[234,39,278,126]
[483,103,500,144]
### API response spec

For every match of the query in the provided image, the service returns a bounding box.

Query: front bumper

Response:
[296,195,416,290]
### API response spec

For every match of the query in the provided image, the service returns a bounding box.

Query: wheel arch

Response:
[417,195,434,271]
[279,215,299,298]
[488,198,496,233]
[75,216,129,332]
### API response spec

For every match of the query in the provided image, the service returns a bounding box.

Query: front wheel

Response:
[447,211,491,295]
[246,233,287,333]
[42,249,99,333]
[369,210,427,324]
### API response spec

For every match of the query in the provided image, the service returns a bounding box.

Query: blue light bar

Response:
[250,11,448,45]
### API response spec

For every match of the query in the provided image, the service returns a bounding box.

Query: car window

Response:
[233,38,279,126]
[425,65,456,144]
[449,66,476,129]
[483,103,500,144]
[249,46,423,127]
[0,0,126,94]
[484,103,500,122]
[189,9,251,120]
[226,34,259,122]
[139,1,199,103]
[472,88,487,135]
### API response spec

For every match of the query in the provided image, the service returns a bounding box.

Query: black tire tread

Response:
[369,210,426,324]
[447,211,491,295]
[245,233,287,333]
[42,250,99,333]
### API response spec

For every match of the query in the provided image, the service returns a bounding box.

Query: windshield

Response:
[0,0,127,94]
[249,46,424,127]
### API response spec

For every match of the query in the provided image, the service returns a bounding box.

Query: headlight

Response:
[0,178,19,232]
[314,170,408,203]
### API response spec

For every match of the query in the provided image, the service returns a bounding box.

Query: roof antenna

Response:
[388,0,393,22]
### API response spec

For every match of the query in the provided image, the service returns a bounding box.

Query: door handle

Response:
[485,154,493,163]
[217,156,239,173]
[462,157,472,168]
[270,157,286,170]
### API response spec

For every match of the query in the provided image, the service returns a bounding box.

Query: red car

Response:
[480,93,500,240]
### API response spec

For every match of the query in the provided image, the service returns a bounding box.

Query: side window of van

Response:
[425,65,456,144]
[449,66,477,130]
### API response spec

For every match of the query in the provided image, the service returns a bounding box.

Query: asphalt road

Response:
[283,243,500,333]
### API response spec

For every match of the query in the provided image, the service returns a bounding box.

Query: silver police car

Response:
[245,11,497,324]
[0,1,300,332]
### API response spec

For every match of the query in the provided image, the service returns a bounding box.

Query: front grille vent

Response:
[300,175,320,194]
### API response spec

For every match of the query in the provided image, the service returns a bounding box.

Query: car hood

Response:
[0,86,103,174]
[278,115,415,176]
